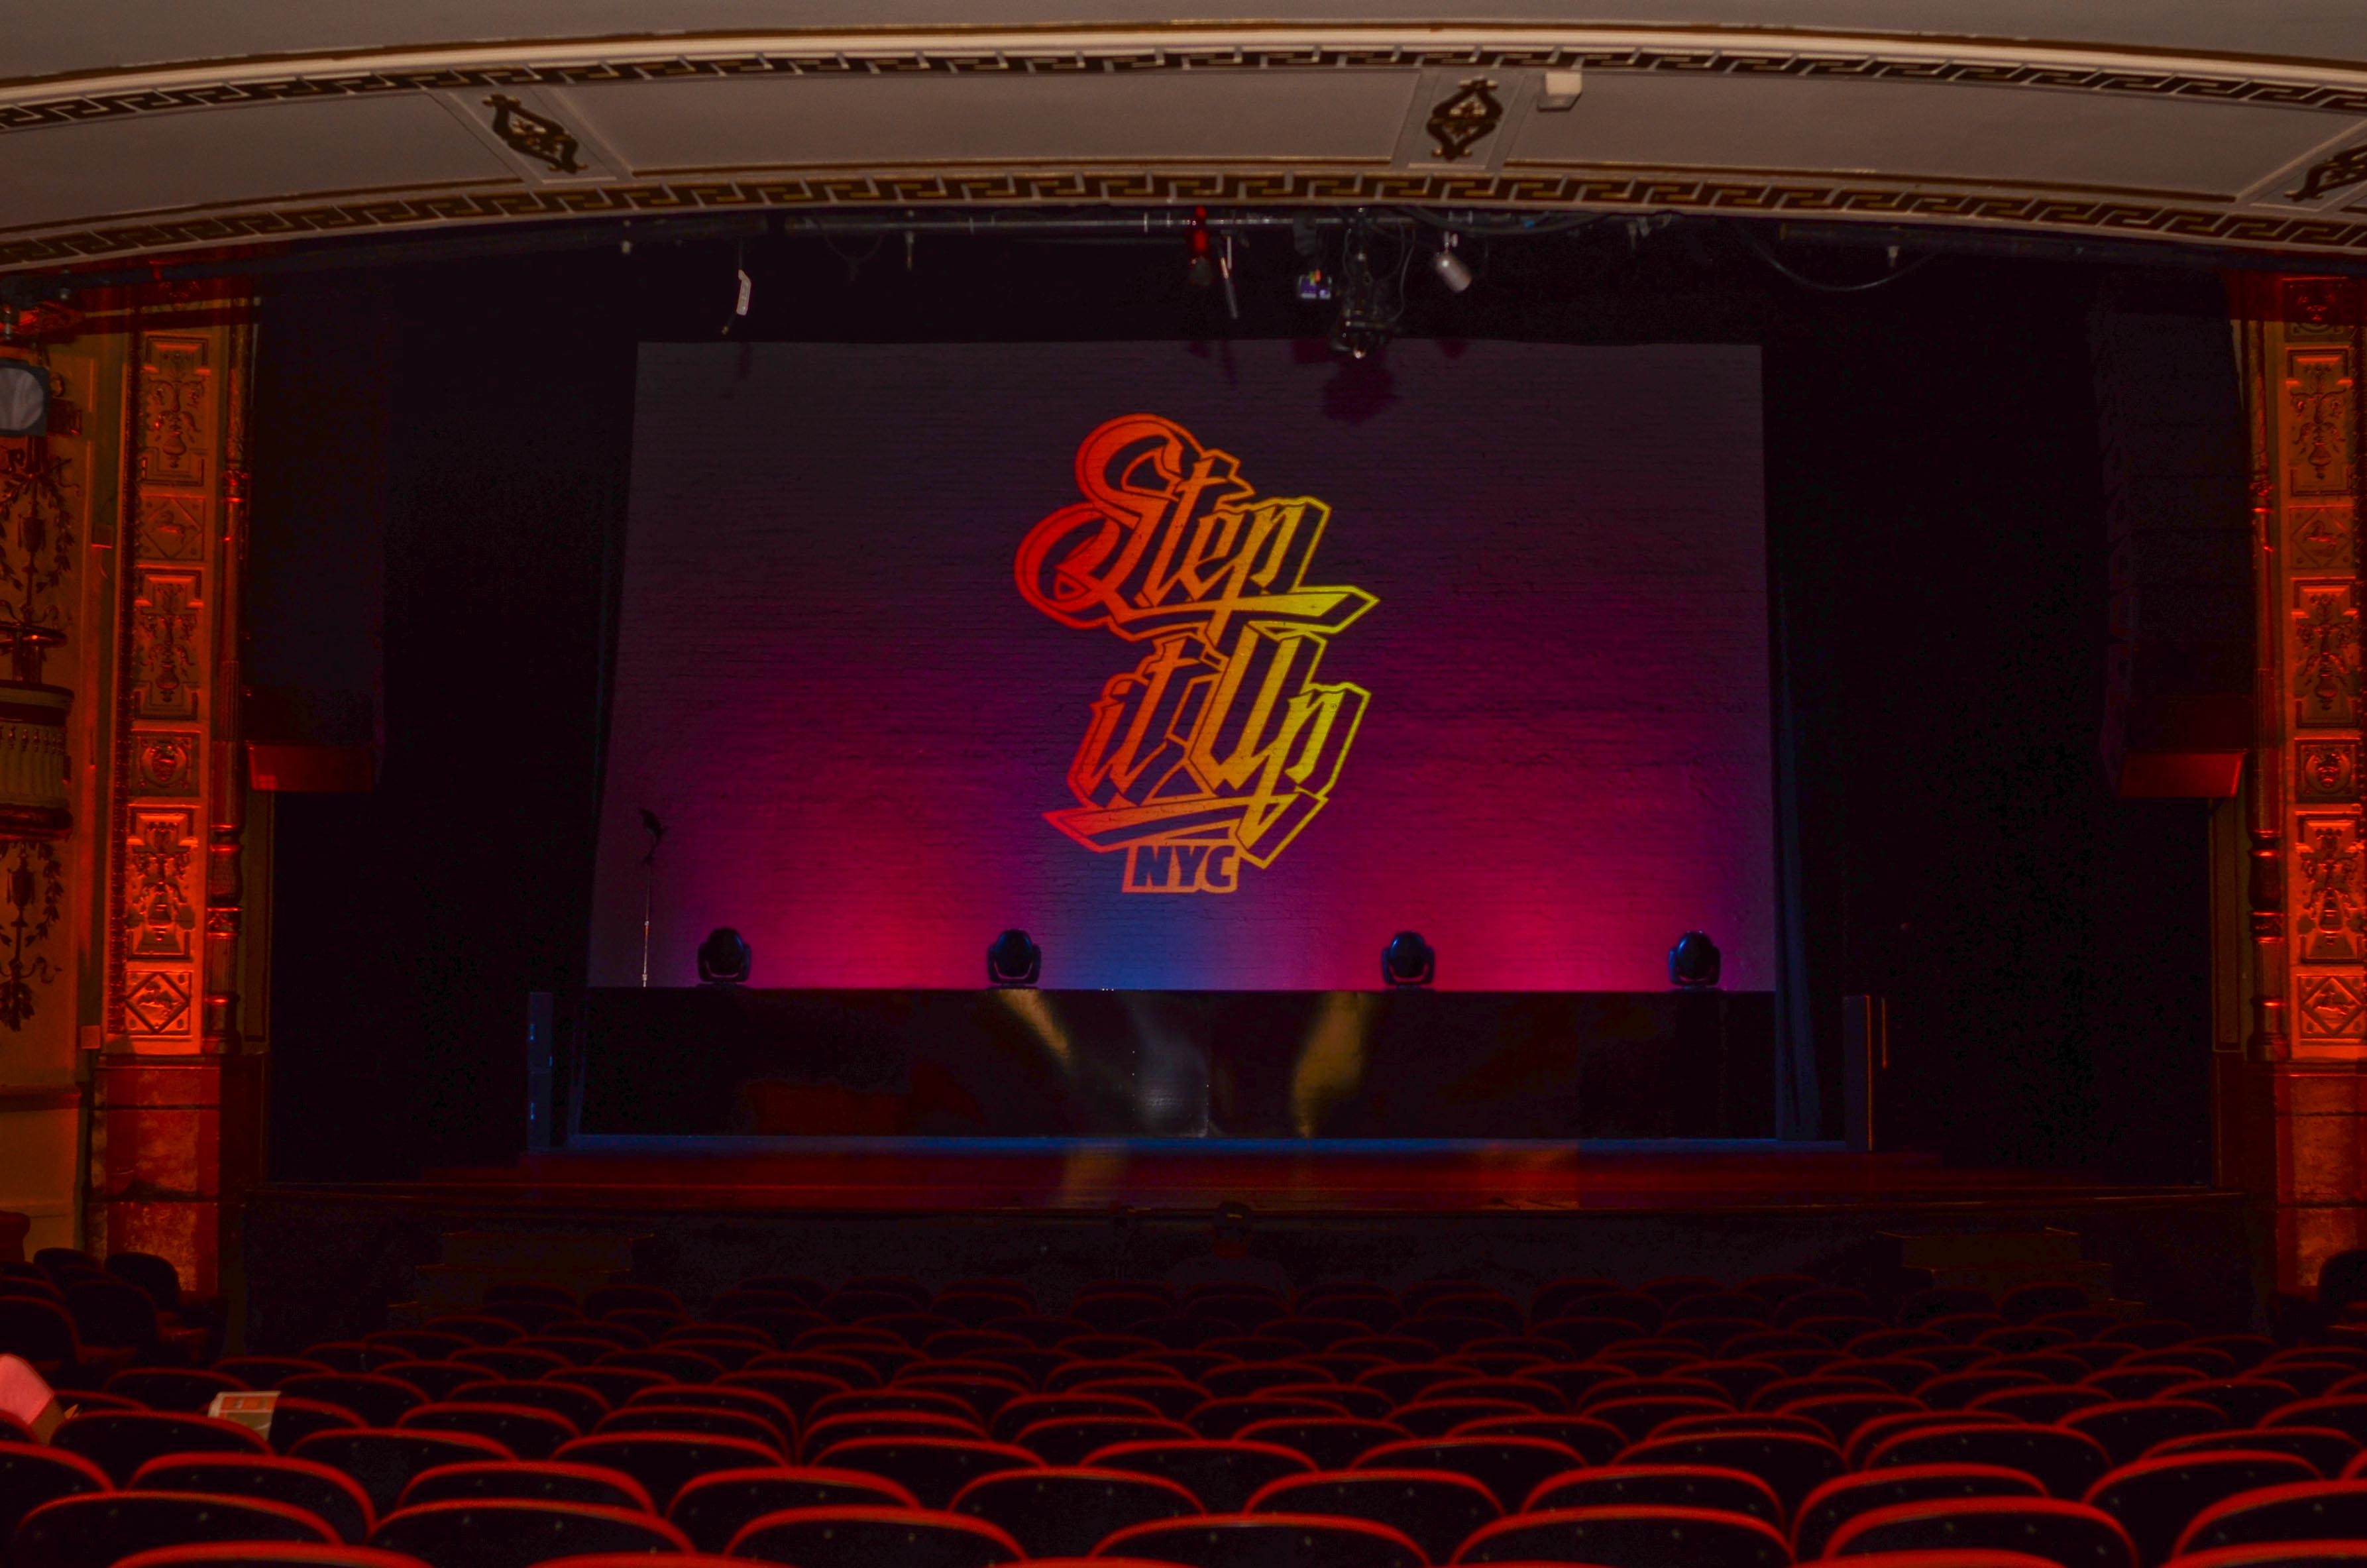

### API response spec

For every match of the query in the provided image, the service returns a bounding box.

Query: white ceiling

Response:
[11,5,2367,274]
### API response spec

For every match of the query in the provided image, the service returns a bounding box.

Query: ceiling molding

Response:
[13,22,2367,276]
[8,162,2367,275]
[10,24,2367,129]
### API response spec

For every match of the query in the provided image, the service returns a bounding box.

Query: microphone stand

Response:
[637,809,667,987]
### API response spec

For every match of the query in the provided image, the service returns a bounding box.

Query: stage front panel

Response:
[594,339,1771,991]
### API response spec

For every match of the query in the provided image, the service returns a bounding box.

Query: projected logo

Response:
[1018,415,1375,893]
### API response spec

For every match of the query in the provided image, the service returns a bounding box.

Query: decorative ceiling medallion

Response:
[483,93,583,174]
[1426,78,1504,160]
[2292,145,2367,203]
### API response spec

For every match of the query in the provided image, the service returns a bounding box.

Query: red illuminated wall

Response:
[592,339,1771,991]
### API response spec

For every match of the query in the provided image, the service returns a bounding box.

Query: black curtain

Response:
[1764,264,2213,1177]
[256,257,633,1177]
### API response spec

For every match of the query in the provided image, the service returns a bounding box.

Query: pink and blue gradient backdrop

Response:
[590,339,1772,991]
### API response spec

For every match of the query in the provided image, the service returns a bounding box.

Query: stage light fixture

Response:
[696,926,751,985]
[1185,206,1217,289]
[1382,930,1435,989]
[987,928,1042,988]
[1669,930,1722,989]
[0,360,47,437]
[1431,235,1474,294]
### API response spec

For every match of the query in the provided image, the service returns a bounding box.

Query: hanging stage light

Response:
[987,928,1042,988]
[1669,930,1722,989]
[696,926,751,985]
[1431,233,1474,294]
[1382,930,1435,988]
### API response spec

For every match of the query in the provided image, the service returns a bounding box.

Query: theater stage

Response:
[239,1141,2261,1353]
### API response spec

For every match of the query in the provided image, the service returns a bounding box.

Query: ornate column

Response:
[2230,275,2367,1292]
[92,314,257,1295]
[0,308,114,1260]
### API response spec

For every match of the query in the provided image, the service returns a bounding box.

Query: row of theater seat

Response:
[8,1262,2367,1567]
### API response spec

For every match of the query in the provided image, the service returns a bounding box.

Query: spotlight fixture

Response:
[1185,205,1217,289]
[696,926,752,985]
[987,928,1042,988]
[1382,930,1435,989]
[1669,930,1722,989]
[1431,233,1473,294]
[0,360,47,437]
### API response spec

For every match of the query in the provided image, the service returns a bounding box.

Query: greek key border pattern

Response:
[6,40,2367,132]
[9,168,2367,270]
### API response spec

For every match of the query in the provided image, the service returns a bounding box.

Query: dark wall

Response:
[1765,268,2216,1179]
[248,229,2220,1180]
[255,258,635,1177]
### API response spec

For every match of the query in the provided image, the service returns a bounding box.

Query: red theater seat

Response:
[1826,1496,2137,1568]
[2083,1450,2319,1568]
[1014,1414,1197,1465]
[291,1430,514,1519]
[446,1380,608,1433]
[1797,1554,2061,1568]
[2147,1428,2361,1477]
[2071,1402,2238,1467]
[1457,1503,1790,1567]
[1973,1385,2115,1425]
[107,1370,250,1414]
[1191,1395,1360,1439]
[2267,1399,2367,1445]
[1865,1421,2115,1498]
[1847,1411,2022,1469]
[1235,1416,1407,1469]
[665,1464,914,1552]
[1356,1435,1584,1512]
[279,1377,422,1431]
[2160,1545,2367,1567]
[550,1431,773,1510]
[370,1498,686,1565]
[112,1547,433,1568]
[1586,1395,1733,1443]
[548,1369,669,1409]
[1083,1439,1311,1512]
[1200,1363,1329,1400]
[1054,1376,1205,1420]
[372,1363,481,1404]
[0,1441,111,1551]
[950,1465,1199,1557]
[1620,1428,1847,1514]
[262,1402,362,1457]
[1783,1392,1923,1445]
[2165,1381,2304,1428]
[395,1401,576,1459]
[987,1390,1161,1441]
[1526,1463,1783,1528]
[15,1491,338,1568]
[54,1412,270,1484]
[1792,1464,2048,1561]
[726,1504,1021,1567]
[395,1459,653,1514]
[810,1386,977,1426]
[131,1455,376,1545]
[1101,1512,1423,1568]
[806,1435,1038,1508]
[2174,1481,2367,1558]
[1247,1469,1496,1563]
[212,1359,334,1390]
[592,1402,781,1450]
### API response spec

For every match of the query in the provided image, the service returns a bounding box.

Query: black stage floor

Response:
[239,1139,2262,1350]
